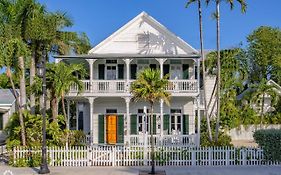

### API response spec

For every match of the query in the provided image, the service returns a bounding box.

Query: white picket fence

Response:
[12,146,280,167]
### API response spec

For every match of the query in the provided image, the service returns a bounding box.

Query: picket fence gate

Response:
[12,146,280,167]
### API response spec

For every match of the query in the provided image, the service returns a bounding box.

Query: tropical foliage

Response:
[130,68,170,174]
[5,111,86,149]
[0,0,90,146]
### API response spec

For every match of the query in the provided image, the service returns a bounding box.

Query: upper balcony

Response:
[68,79,199,97]
[56,54,201,97]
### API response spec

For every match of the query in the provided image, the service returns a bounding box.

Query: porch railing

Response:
[69,79,198,94]
[92,80,126,93]
[165,80,198,93]
[128,134,197,146]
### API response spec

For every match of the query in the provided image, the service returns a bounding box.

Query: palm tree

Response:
[206,0,247,142]
[250,79,279,125]
[186,0,213,142]
[130,68,170,174]
[0,26,29,146]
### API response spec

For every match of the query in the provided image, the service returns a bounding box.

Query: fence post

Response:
[191,147,196,166]
[112,146,116,167]
[225,146,229,166]
[87,146,92,166]
[208,147,212,166]
[242,148,246,166]
[144,136,148,166]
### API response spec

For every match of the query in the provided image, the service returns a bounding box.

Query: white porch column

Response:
[88,97,95,144]
[196,97,201,146]
[76,102,79,130]
[160,99,164,137]
[197,59,200,93]
[156,58,167,78]
[86,59,96,92]
[156,59,167,138]
[67,100,70,130]
[124,97,131,144]
[123,59,133,92]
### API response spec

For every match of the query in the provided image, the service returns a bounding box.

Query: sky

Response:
[36,0,281,50]
[1,0,280,74]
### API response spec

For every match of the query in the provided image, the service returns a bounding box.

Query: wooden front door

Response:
[106,115,117,144]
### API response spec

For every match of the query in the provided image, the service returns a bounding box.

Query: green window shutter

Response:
[130,64,137,79]
[153,115,156,134]
[117,115,124,143]
[118,64,124,79]
[182,64,189,79]
[183,114,189,135]
[130,114,137,135]
[98,64,105,80]
[163,114,170,135]
[0,113,3,130]
[163,64,170,78]
[98,115,104,144]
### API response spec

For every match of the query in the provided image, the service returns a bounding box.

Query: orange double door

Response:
[106,115,117,144]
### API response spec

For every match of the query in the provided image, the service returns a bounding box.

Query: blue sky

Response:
[37,0,281,50]
[1,1,279,74]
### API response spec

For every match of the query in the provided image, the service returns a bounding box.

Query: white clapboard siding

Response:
[12,146,280,167]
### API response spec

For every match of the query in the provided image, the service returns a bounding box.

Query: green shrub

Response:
[253,129,281,162]
[200,118,233,147]
[200,131,233,147]
[5,111,86,150]
[69,130,86,146]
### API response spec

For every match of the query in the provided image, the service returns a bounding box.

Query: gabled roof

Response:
[89,11,199,56]
[0,89,16,106]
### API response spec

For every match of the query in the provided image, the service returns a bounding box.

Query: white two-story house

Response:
[55,12,202,146]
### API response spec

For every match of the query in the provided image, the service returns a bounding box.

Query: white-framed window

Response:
[106,65,117,80]
[137,109,151,134]
[170,109,182,133]
[170,65,182,80]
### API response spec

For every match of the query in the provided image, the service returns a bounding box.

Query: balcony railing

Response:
[165,80,198,93]
[68,79,198,95]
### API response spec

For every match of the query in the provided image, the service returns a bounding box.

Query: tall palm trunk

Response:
[6,67,26,146]
[215,0,221,142]
[150,103,155,174]
[198,0,212,142]
[18,56,27,110]
[61,95,69,147]
[51,96,58,121]
[30,48,36,114]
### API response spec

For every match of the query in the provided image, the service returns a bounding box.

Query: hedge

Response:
[253,129,281,162]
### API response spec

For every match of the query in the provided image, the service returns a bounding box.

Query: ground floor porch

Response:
[65,97,201,146]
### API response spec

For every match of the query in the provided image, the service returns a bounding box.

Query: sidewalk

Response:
[0,165,281,175]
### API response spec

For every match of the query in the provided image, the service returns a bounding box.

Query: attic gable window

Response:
[137,33,150,49]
